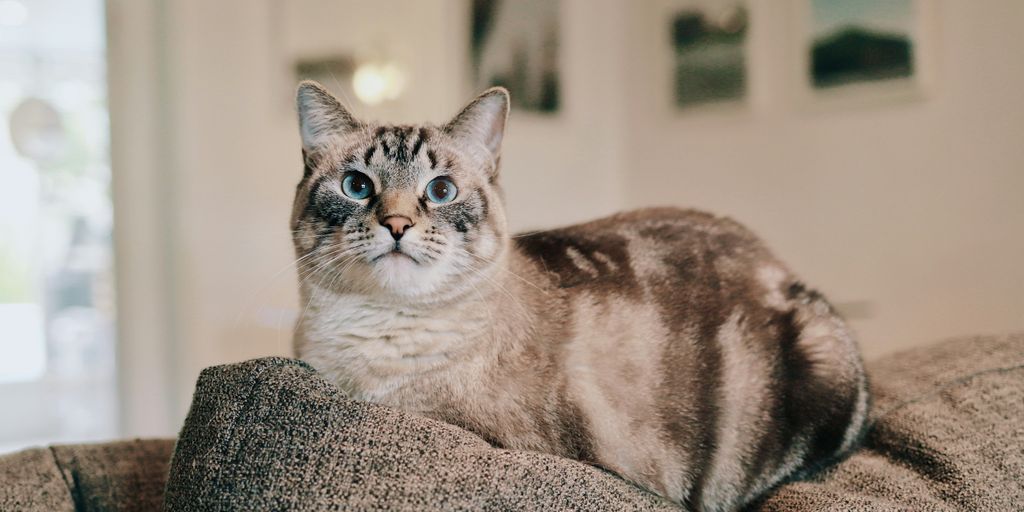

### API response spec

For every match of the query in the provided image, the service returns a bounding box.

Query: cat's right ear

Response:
[296,80,362,152]
[444,87,510,172]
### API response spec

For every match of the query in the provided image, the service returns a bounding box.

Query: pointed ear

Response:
[296,80,362,152]
[443,87,510,165]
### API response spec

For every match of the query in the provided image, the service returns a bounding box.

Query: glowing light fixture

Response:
[352,62,406,106]
[0,0,27,27]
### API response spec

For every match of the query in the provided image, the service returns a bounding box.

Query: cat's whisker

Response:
[509,230,544,239]
[463,251,548,296]
[297,248,352,285]
[455,259,530,319]
[462,272,496,336]
[328,251,367,287]
[232,249,325,328]
[295,249,361,332]
[300,248,364,285]
[296,251,335,283]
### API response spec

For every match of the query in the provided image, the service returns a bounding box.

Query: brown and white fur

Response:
[290,81,869,511]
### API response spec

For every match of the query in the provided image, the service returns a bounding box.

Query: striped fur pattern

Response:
[291,81,870,511]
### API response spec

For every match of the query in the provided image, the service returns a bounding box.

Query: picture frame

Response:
[470,0,562,114]
[666,0,751,111]
[791,0,936,110]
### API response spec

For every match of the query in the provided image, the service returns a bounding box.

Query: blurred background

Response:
[0,0,1021,452]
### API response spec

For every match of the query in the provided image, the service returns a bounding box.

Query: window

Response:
[0,0,116,453]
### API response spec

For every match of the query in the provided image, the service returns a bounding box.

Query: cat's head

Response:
[291,81,510,302]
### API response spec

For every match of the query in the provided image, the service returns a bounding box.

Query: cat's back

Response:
[512,206,779,295]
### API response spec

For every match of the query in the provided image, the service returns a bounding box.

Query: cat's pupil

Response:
[431,181,448,198]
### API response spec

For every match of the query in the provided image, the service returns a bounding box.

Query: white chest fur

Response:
[296,288,490,406]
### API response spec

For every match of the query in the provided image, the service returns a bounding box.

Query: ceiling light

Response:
[352,62,405,106]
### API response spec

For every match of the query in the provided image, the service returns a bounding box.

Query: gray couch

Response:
[3,333,1022,511]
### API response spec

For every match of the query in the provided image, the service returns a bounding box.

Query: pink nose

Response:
[381,216,413,241]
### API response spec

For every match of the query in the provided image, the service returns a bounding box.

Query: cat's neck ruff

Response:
[296,271,504,402]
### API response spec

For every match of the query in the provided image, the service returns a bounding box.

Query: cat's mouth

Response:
[371,246,420,265]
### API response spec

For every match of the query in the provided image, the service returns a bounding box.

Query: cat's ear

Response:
[444,87,510,168]
[296,80,362,152]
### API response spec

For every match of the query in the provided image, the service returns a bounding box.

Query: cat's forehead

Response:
[366,125,436,163]
[316,123,477,186]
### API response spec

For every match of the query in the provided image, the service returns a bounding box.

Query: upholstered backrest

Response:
[3,333,1022,511]
[163,335,1024,511]
[0,439,174,512]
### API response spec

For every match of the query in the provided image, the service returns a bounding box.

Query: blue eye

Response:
[341,171,374,200]
[425,177,457,204]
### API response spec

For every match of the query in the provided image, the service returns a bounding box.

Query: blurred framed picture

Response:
[797,0,934,106]
[669,1,749,109]
[811,0,914,89]
[294,56,356,104]
[470,0,560,114]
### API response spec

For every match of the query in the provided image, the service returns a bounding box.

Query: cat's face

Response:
[291,82,510,302]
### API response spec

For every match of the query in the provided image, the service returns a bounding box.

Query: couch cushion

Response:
[52,439,175,511]
[0,439,174,512]
[165,333,1024,511]
[164,358,677,511]
[756,333,1024,511]
[0,447,74,511]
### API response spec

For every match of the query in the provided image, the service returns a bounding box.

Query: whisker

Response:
[232,248,325,328]
[295,249,361,328]
[453,259,531,318]
[463,250,549,295]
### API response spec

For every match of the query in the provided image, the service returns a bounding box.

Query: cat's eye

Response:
[341,171,374,200]
[425,177,457,204]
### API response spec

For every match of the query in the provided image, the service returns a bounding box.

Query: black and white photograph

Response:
[670,2,748,108]
[471,0,560,113]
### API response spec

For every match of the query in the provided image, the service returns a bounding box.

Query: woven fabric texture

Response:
[756,333,1024,511]
[163,333,1024,511]
[2,334,1020,511]
[0,439,174,511]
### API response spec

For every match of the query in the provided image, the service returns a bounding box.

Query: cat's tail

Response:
[786,282,871,474]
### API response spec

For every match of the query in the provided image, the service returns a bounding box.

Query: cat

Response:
[290,81,870,511]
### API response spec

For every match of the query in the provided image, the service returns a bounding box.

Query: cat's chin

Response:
[368,252,448,299]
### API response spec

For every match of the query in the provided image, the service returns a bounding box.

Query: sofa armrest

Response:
[0,439,175,512]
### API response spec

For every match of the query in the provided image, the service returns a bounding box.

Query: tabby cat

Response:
[291,81,869,511]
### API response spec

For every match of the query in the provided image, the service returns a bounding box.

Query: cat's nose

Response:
[381,216,414,241]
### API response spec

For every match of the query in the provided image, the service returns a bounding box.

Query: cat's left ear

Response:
[444,87,510,172]
[296,80,362,152]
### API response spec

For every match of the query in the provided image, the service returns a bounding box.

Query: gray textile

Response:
[163,333,1024,511]
[756,333,1024,511]
[0,439,174,511]
[0,447,73,511]
[164,357,678,511]
[1,333,1022,511]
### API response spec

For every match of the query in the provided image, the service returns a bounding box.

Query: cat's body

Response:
[291,82,869,511]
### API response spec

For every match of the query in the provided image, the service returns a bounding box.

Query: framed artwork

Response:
[294,56,356,103]
[810,0,915,89]
[471,0,560,113]
[797,0,933,106]
[669,2,749,109]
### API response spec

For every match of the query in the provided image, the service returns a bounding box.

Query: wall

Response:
[621,0,1024,358]
[109,0,631,435]
[108,0,1023,437]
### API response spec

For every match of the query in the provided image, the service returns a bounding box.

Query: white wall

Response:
[110,0,633,435]
[620,0,1024,358]
[108,0,1023,437]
